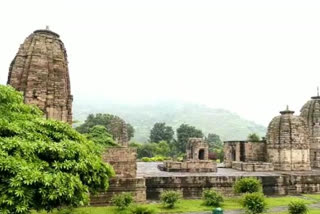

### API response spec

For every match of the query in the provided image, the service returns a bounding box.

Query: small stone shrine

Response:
[160,138,217,172]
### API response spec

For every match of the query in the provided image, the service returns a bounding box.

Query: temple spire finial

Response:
[46,25,50,30]
[286,105,289,111]
[317,86,319,97]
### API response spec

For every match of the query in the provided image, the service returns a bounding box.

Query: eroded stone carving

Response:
[7,29,72,124]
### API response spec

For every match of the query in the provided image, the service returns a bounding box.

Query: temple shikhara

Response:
[7,28,73,124]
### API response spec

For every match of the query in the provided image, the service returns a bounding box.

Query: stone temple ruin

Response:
[8,29,73,124]
[224,106,311,172]
[161,138,217,172]
[7,28,320,203]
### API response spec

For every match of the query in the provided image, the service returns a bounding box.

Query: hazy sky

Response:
[1,0,320,126]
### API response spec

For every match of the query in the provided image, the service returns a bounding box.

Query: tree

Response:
[149,122,174,143]
[176,124,203,153]
[76,113,135,143]
[86,125,118,148]
[0,85,115,214]
[205,133,223,149]
[155,141,170,157]
[247,133,261,141]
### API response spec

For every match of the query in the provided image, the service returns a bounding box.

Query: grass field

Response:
[32,194,319,214]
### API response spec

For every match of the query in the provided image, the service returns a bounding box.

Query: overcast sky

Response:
[0,0,320,126]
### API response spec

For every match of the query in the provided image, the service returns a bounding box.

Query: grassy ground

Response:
[32,194,319,214]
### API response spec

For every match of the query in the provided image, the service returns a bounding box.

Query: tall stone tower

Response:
[266,107,311,171]
[300,91,320,167]
[7,29,73,124]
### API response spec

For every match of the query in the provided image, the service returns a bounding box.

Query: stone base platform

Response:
[159,160,217,172]
[232,161,274,172]
[90,177,146,206]
[138,162,320,200]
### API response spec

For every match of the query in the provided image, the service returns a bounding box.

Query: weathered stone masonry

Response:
[8,29,73,124]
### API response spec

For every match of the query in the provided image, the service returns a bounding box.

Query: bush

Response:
[160,190,181,209]
[233,177,262,194]
[241,192,267,214]
[130,205,156,214]
[141,157,152,162]
[202,189,224,207]
[288,200,308,214]
[111,193,133,210]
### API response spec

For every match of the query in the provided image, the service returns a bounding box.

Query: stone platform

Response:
[160,160,217,172]
[138,162,320,200]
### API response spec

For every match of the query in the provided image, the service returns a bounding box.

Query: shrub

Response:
[160,190,181,209]
[141,157,151,162]
[288,200,308,214]
[233,177,262,194]
[0,85,115,214]
[111,192,133,210]
[241,192,267,214]
[130,205,156,214]
[202,189,224,207]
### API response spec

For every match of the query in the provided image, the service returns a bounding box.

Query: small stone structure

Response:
[90,147,146,205]
[224,141,267,168]
[7,29,73,124]
[161,138,217,172]
[267,107,311,171]
[300,92,320,168]
[187,138,209,160]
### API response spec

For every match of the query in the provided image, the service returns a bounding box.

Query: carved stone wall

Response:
[267,108,311,171]
[300,96,320,168]
[7,29,72,124]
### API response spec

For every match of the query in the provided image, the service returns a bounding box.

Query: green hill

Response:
[73,99,266,142]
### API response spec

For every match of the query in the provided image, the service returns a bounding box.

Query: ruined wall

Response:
[162,160,217,172]
[224,141,266,168]
[90,147,146,204]
[145,174,320,200]
[8,29,72,124]
[232,161,274,172]
[102,147,137,178]
[90,178,146,205]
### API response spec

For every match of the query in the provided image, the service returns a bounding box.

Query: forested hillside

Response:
[73,99,266,142]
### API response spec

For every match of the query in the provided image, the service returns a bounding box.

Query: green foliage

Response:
[241,192,267,214]
[134,141,170,159]
[0,85,115,214]
[154,141,170,157]
[247,133,261,142]
[288,200,309,214]
[202,189,224,207]
[111,192,133,210]
[86,125,117,148]
[149,123,174,143]
[130,205,156,214]
[76,113,134,141]
[141,156,170,162]
[206,133,223,149]
[176,124,203,153]
[233,178,262,194]
[160,191,181,209]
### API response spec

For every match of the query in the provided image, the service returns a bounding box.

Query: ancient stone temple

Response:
[300,91,320,167]
[7,28,73,124]
[160,138,217,172]
[267,107,311,171]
